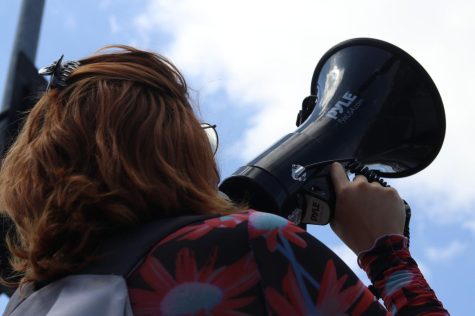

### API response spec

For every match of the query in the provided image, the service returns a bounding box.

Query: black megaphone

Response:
[219,38,445,226]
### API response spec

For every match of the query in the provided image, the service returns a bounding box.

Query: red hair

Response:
[0,46,235,283]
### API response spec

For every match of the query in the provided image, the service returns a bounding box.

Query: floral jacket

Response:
[127,210,448,315]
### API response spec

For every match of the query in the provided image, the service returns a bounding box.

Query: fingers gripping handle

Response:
[291,161,411,247]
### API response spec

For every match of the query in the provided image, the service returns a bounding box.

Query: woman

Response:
[0,46,447,315]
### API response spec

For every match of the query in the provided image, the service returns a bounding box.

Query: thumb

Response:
[330,162,349,193]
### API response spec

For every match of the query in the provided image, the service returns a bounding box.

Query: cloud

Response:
[425,240,469,263]
[415,260,432,281]
[64,14,77,30]
[463,219,475,236]
[329,243,368,283]
[131,0,475,219]
[109,15,121,34]
[99,0,112,10]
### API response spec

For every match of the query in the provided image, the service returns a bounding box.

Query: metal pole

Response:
[0,0,45,295]
[1,0,46,112]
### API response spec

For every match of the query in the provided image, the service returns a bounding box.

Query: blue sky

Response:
[1,0,474,314]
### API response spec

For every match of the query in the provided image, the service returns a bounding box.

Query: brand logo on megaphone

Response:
[326,91,364,123]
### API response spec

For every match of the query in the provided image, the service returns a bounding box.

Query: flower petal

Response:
[175,248,198,282]
[139,256,176,290]
[265,287,302,316]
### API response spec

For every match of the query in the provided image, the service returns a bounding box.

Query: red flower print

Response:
[265,261,374,316]
[129,247,259,315]
[160,213,249,245]
[248,211,306,251]
[265,266,309,316]
[316,260,373,315]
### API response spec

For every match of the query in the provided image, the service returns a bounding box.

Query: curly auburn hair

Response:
[0,45,235,284]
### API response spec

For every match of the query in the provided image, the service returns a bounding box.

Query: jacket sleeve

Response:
[358,235,448,315]
[246,211,448,315]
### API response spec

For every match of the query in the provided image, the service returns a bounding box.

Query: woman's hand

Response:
[329,162,406,254]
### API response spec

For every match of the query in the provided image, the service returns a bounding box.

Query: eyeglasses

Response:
[201,123,219,155]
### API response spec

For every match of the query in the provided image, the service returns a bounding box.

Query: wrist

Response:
[357,234,408,271]
[358,234,412,300]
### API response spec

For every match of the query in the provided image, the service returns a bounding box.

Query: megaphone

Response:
[219,38,445,226]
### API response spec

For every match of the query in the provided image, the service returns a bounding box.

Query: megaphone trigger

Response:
[299,179,334,225]
[289,162,338,225]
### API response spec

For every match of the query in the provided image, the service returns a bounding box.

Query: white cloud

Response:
[131,0,475,219]
[330,243,368,283]
[415,260,432,281]
[109,15,120,34]
[463,220,475,235]
[64,14,77,30]
[99,0,112,10]
[425,240,468,263]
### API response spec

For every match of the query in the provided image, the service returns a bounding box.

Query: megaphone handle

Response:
[293,161,411,247]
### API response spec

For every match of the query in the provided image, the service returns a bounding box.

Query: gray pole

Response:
[0,2,46,295]
[1,0,46,112]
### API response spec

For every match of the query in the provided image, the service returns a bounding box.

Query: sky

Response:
[1,0,474,314]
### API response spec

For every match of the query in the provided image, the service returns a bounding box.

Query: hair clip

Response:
[38,55,80,90]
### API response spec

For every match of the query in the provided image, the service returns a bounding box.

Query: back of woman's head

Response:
[0,45,233,283]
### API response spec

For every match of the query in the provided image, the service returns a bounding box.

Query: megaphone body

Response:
[220,38,445,226]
